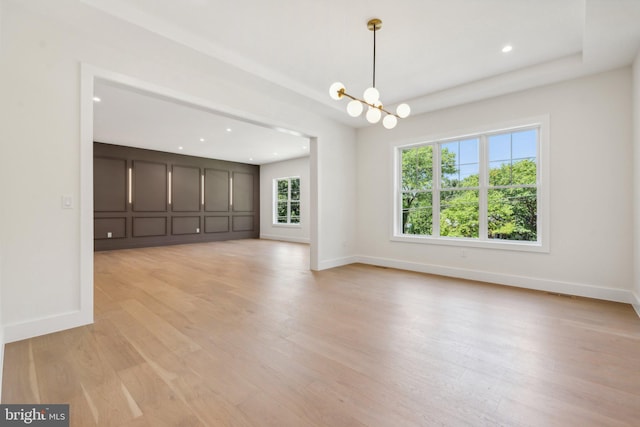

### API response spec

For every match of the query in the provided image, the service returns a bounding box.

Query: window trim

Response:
[391,115,550,253]
[273,176,301,226]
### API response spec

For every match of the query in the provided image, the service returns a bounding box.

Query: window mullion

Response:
[433,143,441,237]
[273,179,278,224]
[287,178,292,223]
[536,130,542,243]
[397,152,403,235]
[479,135,488,240]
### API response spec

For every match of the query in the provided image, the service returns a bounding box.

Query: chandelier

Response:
[329,18,410,129]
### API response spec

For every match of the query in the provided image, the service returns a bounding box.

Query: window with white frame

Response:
[274,177,300,224]
[396,119,547,250]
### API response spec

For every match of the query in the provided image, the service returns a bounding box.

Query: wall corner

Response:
[632,49,640,308]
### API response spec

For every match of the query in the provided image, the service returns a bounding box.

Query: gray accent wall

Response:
[93,142,259,251]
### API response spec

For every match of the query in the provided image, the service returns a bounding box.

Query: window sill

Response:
[391,234,549,253]
[272,223,302,229]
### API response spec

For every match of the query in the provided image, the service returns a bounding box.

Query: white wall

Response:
[0,248,3,401]
[633,51,640,315]
[356,68,634,303]
[0,0,6,397]
[260,156,311,244]
[0,1,357,342]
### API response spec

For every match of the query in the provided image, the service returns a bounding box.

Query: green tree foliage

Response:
[487,160,537,241]
[402,148,537,241]
[290,178,300,223]
[276,179,288,223]
[401,146,456,234]
[277,178,301,224]
[440,189,479,238]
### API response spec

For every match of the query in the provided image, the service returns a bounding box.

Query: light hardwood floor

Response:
[2,239,640,426]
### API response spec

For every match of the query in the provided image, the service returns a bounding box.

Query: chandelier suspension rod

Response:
[372,23,376,88]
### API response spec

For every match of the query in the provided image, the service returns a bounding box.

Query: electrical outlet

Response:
[107,232,112,238]
[461,249,467,258]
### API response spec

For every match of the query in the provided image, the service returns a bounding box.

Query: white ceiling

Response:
[93,81,309,165]
[79,0,640,163]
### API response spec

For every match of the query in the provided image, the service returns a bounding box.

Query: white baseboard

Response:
[260,234,310,244]
[317,256,358,271]
[356,255,634,304]
[0,336,4,402]
[632,292,640,319]
[3,309,93,344]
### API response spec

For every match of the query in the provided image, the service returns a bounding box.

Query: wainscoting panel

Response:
[233,216,254,232]
[94,143,259,250]
[94,217,126,239]
[94,157,127,212]
[172,216,201,235]
[205,169,229,212]
[133,217,167,237]
[233,172,254,212]
[205,216,229,233]
[133,160,167,212]
[172,165,200,212]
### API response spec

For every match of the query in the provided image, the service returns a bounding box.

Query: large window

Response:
[396,119,547,251]
[274,177,300,225]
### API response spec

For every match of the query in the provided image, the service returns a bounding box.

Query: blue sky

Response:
[489,129,537,162]
[441,129,537,181]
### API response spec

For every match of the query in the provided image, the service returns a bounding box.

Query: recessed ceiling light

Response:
[178,146,184,150]
[199,138,205,142]
[92,96,101,102]
[226,128,232,132]
[273,152,278,156]
[249,157,253,161]
[302,146,307,150]
[502,45,513,53]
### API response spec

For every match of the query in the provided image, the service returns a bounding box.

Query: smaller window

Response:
[274,177,300,225]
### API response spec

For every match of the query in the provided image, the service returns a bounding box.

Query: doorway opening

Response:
[80,64,319,324]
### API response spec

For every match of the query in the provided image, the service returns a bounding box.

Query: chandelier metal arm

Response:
[337,88,398,117]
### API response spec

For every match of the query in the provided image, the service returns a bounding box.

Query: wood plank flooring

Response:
[3,239,640,426]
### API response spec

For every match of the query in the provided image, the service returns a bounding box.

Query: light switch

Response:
[62,195,73,209]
